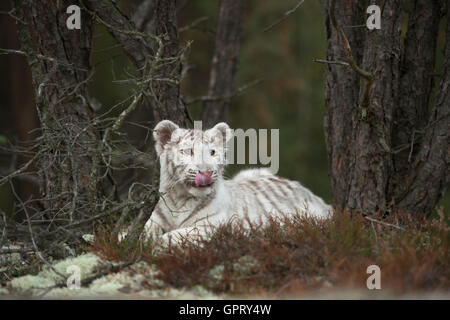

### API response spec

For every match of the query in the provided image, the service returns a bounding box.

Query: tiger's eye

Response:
[210,149,215,156]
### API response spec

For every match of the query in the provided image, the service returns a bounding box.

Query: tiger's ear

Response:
[210,122,233,144]
[153,120,179,156]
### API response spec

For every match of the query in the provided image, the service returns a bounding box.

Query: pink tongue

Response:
[195,172,212,187]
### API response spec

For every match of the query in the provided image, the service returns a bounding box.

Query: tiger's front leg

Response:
[159,225,213,247]
[142,217,165,243]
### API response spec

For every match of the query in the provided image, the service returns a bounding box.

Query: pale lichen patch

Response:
[40,253,102,283]
[232,255,258,275]
[9,274,56,293]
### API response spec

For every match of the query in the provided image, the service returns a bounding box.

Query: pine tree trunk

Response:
[397,0,450,215]
[14,0,98,221]
[202,0,245,128]
[321,0,449,217]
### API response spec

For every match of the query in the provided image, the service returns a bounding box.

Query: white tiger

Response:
[143,120,332,245]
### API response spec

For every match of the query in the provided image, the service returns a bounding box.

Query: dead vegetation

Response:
[90,209,449,297]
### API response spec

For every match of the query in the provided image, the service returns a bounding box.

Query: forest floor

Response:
[0,210,449,299]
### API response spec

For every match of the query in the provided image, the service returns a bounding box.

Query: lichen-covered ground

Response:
[1,251,448,299]
[1,251,449,299]
[1,211,449,299]
[1,252,222,299]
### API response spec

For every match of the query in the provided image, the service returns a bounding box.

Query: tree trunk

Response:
[14,0,98,222]
[152,0,190,126]
[397,0,450,215]
[321,0,449,217]
[391,0,441,198]
[320,0,367,211]
[346,1,402,214]
[202,0,245,128]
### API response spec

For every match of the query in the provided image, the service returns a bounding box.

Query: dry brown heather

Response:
[91,209,449,297]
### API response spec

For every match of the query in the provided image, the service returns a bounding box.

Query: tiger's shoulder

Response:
[231,168,273,182]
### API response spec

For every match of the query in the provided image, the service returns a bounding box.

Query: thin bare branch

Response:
[263,0,305,33]
[313,59,349,67]
[365,216,405,231]
[329,0,373,81]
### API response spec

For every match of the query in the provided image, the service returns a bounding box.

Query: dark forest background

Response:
[0,0,448,217]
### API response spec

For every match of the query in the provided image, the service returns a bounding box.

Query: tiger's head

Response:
[153,120,232,197]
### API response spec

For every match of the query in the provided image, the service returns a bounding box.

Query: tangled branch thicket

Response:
[0,10,191,280]
[0,96,157,279]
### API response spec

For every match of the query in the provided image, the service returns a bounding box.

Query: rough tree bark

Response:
[13,0,98,221]
[320,0,367,211]
[321,0,449,217]
[346,1,402,214]
[202,0,245,128]
[391,0,442,194]
[397,0,450,215]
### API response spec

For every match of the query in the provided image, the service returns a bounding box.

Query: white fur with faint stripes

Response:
[143,120,332,245]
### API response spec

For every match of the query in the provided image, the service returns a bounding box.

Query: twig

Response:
[179,16,210,33]
[0,48,85,71]
[0,247,35,254]
[343,24,367,29]
[125,189,159,241]
[370,221,378,243]
[16,182,67,281]
[0,210,6,249]
[186,78,263,105]
[263,0,305,33]
[313,59,349,67]
[112,182,144,236]
[408,130,416,163]
[365,216,405,231]
[102,92,144,144]
[0,8,27,25]
[82,4,162,44]
[329,0,373,81]
[328,0,374,113]
[0,149,43,186]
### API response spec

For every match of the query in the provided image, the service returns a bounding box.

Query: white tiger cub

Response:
[143,120,332,245]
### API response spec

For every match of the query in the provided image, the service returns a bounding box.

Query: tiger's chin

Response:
[185,182,215,197]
